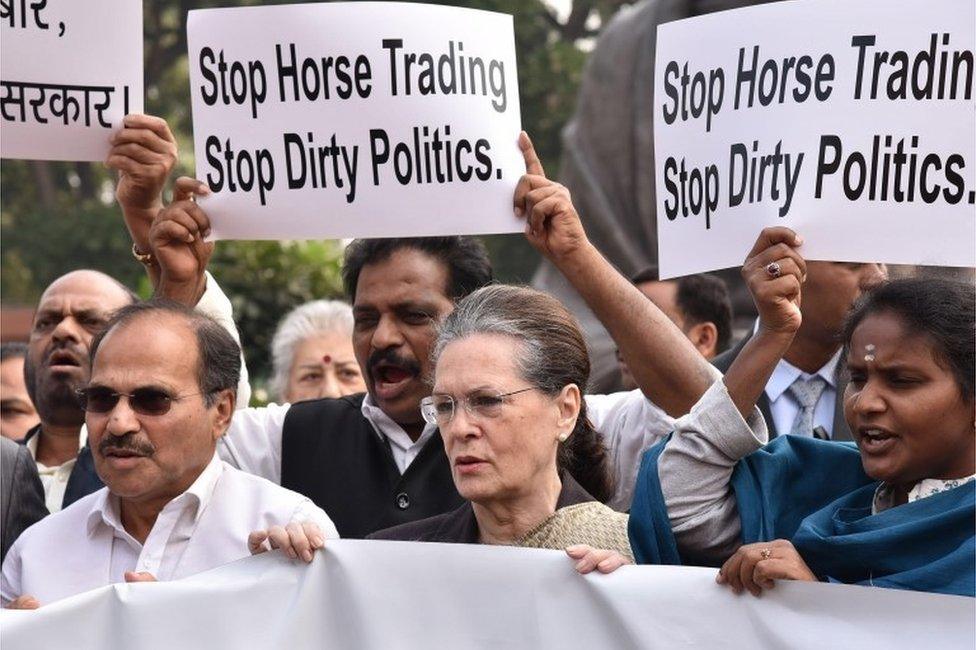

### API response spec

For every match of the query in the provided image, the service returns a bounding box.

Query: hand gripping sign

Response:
[1,0,143,161]
[653,0,975,278]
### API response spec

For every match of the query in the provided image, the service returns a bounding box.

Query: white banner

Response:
[186,2,523,240]
[0,0,143,161]
[653,0,976,278]
[2,540,973,649]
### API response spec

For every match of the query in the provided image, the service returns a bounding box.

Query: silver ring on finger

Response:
[765,262,782,279]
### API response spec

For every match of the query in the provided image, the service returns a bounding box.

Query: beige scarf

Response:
[513,502,634,562]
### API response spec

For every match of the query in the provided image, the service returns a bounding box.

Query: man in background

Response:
[21,271,137,512]
[619,271,732,391]
[1,343,39,441]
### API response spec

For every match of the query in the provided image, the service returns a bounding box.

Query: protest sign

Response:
[2,541,974,649]
[186,3,523,240]
[0,0,143,161]
[653,0,975,278]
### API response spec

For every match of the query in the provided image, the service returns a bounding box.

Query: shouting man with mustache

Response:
[151,209,493,537]
[22,270,138,513]
[145,133,716,538]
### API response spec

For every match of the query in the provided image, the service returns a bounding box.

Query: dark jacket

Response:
[21,425,104,510]
[367,474,596,543]
[712,332,852,441]
[1,437,48,562]
[281,394,464,539]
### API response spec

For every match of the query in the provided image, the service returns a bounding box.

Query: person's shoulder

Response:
[217,461,316,505]
[764,435,859,457]
[285,393,368,420]
[14,489,104,546]
[0,436,20,456]
[586,388,669,415]
[367,511,459,542]
[0,437,27,476]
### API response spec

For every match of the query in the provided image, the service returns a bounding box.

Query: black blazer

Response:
[367,474,596,543]
[21,426,104,510]
[712,332,852,441]
[1,437,48,562]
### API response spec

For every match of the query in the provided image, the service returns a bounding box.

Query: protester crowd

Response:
[0,109,973,612]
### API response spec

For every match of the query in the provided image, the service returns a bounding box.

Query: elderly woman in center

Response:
[369,284,634,568]
[269,299,366,403]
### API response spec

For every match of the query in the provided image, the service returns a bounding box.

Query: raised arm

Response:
[657,227,804,563]
[107,114,179,287]
[148,176,213,306]
[723,227,804,415]
[513,132,713,417]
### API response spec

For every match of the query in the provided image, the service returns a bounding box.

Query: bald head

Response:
[39,270,137,307]
[26,270,137,428]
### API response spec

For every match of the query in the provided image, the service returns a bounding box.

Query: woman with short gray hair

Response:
[269,300,365,403]
[370,284,633,571]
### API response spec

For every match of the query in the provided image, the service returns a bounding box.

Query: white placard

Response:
[2,541,974,649]
[0,0,143,161]
[186,2,523,240]
[654,0,975,278]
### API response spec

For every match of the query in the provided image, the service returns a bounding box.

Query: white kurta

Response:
[0,453,338,606]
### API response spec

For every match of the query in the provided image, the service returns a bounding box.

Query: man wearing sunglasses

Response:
[17,115,251,516]
[1,301,338,608]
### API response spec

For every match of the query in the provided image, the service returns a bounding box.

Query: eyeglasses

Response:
[420,387,535,426]
[75,386,206,416]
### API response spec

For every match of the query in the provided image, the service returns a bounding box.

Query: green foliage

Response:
[0,158,175,302]
[0,0,629,386]
[209,240,345,382]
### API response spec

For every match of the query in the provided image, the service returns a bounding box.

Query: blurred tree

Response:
[210,239,345,390]
[0,0,632,390]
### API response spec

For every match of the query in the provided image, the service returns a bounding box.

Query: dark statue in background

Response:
[537,0,771,392]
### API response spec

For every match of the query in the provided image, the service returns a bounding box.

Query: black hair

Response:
[630,270,734,354]
[0,342,28,362]
[674,274,734,354]
[342,237,493,302]
[89,299,241,407]
[842,277,975,399]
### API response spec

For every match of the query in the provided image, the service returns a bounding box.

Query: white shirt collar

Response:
[359,393,437,451]
[26,426,88,463]
[85,451,224,538]
[765,348,842,402]
[749,319,842,402]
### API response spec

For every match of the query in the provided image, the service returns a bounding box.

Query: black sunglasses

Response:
[75,386,206,416]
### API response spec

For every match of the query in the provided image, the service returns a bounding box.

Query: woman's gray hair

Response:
[435,287,566,394]
[434,284,614,502]
[269,300,354,401]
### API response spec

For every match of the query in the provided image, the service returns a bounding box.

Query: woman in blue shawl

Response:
[627,227,975,597]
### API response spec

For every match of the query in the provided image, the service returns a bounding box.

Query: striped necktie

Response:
[787,376,828,437]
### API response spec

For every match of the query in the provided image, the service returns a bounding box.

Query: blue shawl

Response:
[628,435,976,596]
